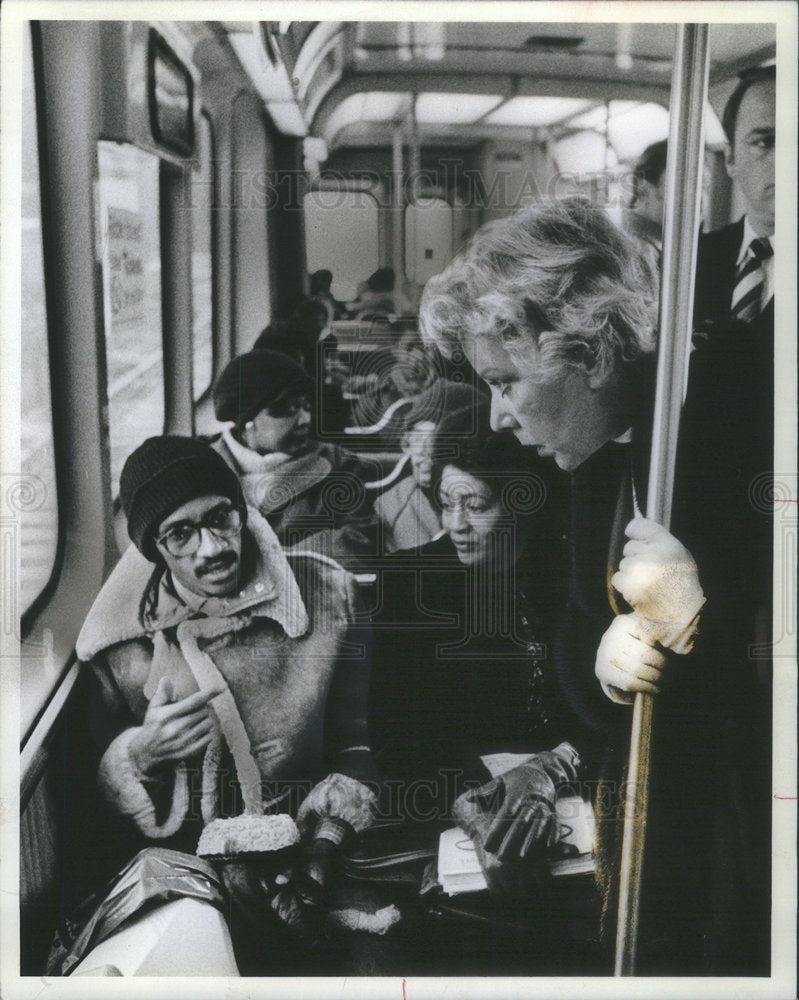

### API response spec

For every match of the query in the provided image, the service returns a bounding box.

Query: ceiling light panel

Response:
[324,92,407,142]
[485,96,593,127]
[554,131,618,173]
[607,102,670,160]
[415,92,503,124]
[566,100,640,132]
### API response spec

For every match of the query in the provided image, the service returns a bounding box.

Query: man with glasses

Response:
[210,349,378,568]
[75,435,380,971]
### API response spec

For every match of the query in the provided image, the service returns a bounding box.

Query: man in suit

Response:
[694,64,775,328]
[693,64,775,642]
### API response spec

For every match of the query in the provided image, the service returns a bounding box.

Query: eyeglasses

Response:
[155,503,243,557]
[266,393,312,419]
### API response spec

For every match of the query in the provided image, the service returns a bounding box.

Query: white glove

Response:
[611,517,705,653]
[595,613,668,705]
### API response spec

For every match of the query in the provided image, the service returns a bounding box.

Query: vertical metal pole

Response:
[391,125,405,282]
[160,165,194,436]
[614,23,710,976]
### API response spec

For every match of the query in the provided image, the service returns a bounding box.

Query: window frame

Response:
[190,108,217,407]
[20,21,66,635]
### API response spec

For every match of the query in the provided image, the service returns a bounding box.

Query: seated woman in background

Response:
[369,396,588,885]
[375,380,481,553]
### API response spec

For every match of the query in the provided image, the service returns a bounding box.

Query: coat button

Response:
[255,582,264,593]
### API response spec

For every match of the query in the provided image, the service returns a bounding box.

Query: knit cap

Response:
[213,350,314,429]
[119,436,246,562]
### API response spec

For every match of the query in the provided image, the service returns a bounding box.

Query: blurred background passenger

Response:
[374,380,481,553]
[346,267,398,319]
[620,139,667,264]
[253,298,330,374]
[630,139,668,226]
[210,350,377,567]
[310,268,347,321]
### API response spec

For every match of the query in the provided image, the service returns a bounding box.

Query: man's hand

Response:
[595,612,668,704]
[611,517,705,651]
[128,678,221,774]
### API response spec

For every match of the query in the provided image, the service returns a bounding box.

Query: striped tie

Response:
[730,237,772,323]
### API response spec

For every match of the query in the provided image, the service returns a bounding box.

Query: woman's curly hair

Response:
[420,197,660,385]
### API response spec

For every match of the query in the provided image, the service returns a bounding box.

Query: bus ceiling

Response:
[213,21,775,148]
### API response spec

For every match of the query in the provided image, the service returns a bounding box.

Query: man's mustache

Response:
[195,551,238,577]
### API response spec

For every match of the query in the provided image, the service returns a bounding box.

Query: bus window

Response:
[20,24,58,615]
[304,188,379,302]
[96,142,164,495]
[191,112,214,402]
[405,197,453,285]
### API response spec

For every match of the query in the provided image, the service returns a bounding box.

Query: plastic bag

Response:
[46,847,225,976]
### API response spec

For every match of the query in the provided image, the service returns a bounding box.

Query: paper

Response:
[437,827,488,896]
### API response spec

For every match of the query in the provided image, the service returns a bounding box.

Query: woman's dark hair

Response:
[431,395,542,517]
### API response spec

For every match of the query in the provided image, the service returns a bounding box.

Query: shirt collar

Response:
[738,216,773,267]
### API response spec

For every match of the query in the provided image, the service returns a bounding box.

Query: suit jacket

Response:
[694,217,744,325]
[694,217,774,337]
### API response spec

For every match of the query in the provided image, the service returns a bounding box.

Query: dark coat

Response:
[369,529,584,820]
[555,341,771,973]
[694,216,774,347]
[694,217,745,326]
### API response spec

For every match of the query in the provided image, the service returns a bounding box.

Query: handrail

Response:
[614,23,710,976]
[364,452,411,490]
[343,397,413,435]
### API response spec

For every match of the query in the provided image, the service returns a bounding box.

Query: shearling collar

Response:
[76,507,309,661]
[221,426,293,475]
[219,432,333,512]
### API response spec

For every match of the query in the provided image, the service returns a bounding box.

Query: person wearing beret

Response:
[209,349,379,569]
[75,435,383,972]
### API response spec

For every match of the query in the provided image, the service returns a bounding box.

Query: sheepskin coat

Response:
[76,509,377,844]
